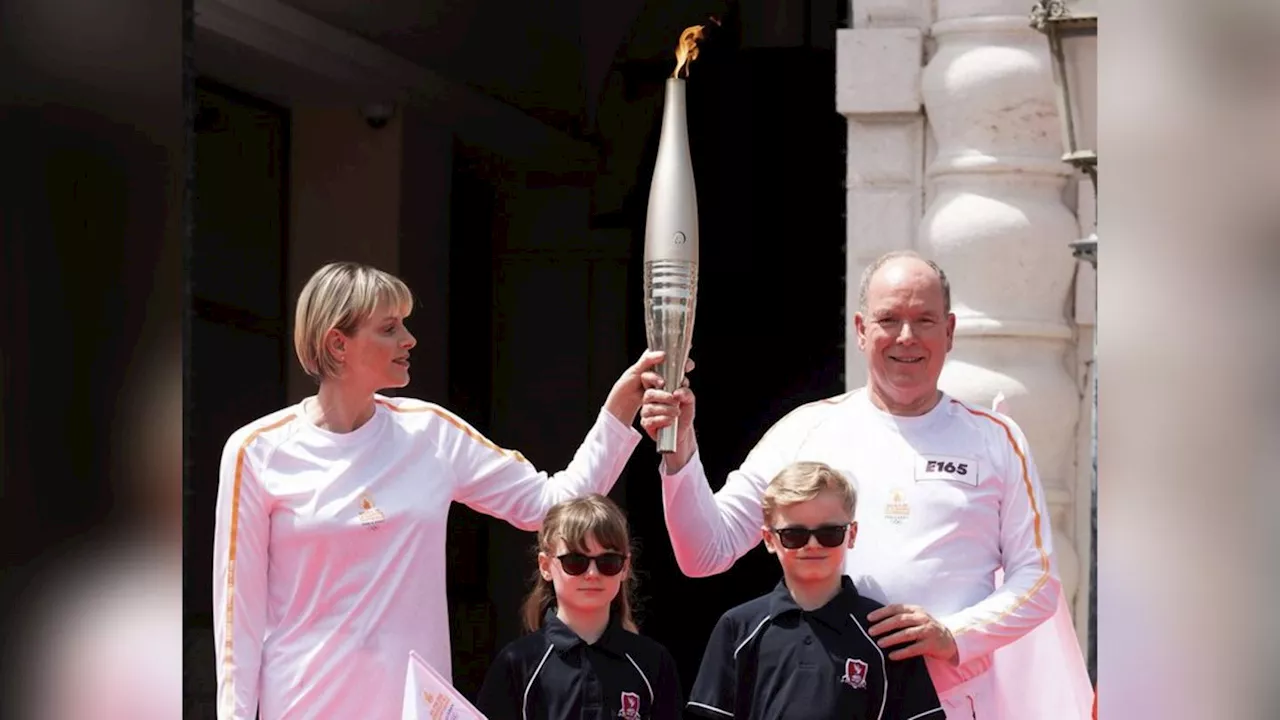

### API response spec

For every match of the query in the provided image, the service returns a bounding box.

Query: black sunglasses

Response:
[556,552,628,577]
[770,524,850,550]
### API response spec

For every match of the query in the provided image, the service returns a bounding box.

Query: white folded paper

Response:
[402,650,488,720]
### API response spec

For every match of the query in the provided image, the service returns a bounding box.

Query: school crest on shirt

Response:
[617,691,642,720]
[358,494,386,530]
[840,658,868,690]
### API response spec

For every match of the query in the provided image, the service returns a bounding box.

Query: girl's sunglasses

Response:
[770,524,850,550]
[556,552,627,577]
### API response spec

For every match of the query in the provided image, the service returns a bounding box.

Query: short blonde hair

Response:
[294,262,414,382]
[762,461,856,525]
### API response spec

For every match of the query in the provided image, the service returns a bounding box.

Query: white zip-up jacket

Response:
[660,388,1060,698]
[212,394,641,720]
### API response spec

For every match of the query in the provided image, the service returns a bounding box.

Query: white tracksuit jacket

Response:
[212,394,641,720]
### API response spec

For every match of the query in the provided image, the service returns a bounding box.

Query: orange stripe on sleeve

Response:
[950,401,1053,633]
[222,414,295,681]
[375,399,528,463]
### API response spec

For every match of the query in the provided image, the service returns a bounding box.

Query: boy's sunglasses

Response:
[556,552,628,577]
[770,524,850,550]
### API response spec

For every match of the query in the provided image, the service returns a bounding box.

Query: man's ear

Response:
[945,313,956,352]
[847,521,858,549]
[854,312,868,351]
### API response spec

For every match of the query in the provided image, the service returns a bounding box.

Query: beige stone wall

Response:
[286,107,404,402]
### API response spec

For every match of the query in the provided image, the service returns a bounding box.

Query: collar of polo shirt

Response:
[542,608,628,655]
[765,575,863,630]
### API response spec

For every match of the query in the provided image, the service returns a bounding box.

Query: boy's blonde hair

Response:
[293,262,414,382]
[762,461,856,525]
[521,494,640,633]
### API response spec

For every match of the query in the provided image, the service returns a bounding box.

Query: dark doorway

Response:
[442,140,502,698]
[184,79,290,718]
[619,4,848,693]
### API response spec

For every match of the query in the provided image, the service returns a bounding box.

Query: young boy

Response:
[686,461,944,720]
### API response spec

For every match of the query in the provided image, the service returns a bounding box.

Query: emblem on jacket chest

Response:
[884,489,911,525]
[358,494,386,530]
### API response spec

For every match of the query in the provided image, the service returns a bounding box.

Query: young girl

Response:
[476,494,683,720]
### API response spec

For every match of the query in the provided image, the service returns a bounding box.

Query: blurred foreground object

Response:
[10,541,182,720]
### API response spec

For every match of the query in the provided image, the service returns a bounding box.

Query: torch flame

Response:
[672,18,718,79]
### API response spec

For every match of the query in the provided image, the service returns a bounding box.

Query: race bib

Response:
[914,454,979,486]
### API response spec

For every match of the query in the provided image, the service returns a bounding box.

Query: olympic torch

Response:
[644,25,707,454]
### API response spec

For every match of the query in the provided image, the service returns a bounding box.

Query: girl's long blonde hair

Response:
[520,494,640,633]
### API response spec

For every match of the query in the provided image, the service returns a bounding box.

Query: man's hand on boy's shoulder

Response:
[865,603,959,665]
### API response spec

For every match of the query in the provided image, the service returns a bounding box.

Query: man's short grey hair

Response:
[857,250,951,314]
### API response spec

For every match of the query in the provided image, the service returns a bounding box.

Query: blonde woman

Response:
[212,262,661,720]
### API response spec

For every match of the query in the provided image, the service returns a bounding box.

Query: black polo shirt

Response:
[687,577,943,720]
[476,609,684,720]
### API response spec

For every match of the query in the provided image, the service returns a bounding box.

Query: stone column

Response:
[920,5,1084,609]
[836,2,932,386]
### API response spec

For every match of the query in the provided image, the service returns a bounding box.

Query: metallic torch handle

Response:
[644,259,698,453]
[643,78,701,455]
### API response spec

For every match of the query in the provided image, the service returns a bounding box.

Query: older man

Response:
[640,251,1064,719]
